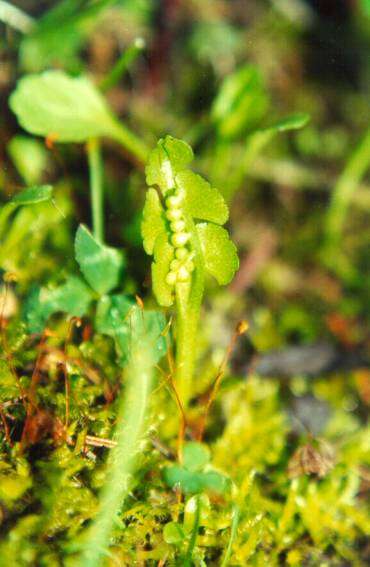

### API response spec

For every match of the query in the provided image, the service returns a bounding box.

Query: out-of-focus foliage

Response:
[0,0,369,564]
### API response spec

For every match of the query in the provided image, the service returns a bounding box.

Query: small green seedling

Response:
[163,443,232,566]
[142,136,239,403]
[24,223,166,366]
[163,441,231,495]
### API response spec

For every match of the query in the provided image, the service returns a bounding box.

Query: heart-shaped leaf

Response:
[23,276,93,333]
[164,465,230,495]
[75,224,125,296]
[163,441,230,495]
[183,442,210,473]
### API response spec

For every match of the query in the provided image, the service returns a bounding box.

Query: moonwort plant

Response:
[79,137,239,566]
[142,136,239,405]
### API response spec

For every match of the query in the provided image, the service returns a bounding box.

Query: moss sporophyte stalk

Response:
[142,136,239,406]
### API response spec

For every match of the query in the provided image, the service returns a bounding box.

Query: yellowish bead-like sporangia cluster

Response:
[164,187,195,287]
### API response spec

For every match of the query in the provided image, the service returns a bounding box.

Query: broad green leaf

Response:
[176,171,228,225]
[7,136,48,185]
[197,223,239,285]
[163,466,205,494]
[75,224,124,296]
[183,442,211,473]
[163,466,230,495]
[141,188,166,254]
[23,276,93,333]
[10,185,53,206]
[96,294,167,365]
[163,522,185,545]
[199,470,231,494]
[9,70,118,143]
[146,136,193,194]
[212,65,269,140]
[152,232,175,307]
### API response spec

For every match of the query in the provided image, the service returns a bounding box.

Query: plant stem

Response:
[100,38,145,92]
[110,120,150,165]
[220,504,240,567]
[175,290,201,407]
[0,0,34,33]
[183,495,201,567]
[87,138,104,243]
[325,127,370,250]
[175,216,204,407]
[79,343,154,567]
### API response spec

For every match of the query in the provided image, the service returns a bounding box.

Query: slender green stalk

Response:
[0,0,34,32]
[183,495,201,567]
[175,216,204,406]
[325,127,370,250]
[110,121,150,165]
[87,138,104,243]
[100,38,145,92]
[175,289,201,406]
[78,343,154,567]
[221,504,240,567]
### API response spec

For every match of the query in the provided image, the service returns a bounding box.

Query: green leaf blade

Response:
[23,276,93,333]
[9,71,117,143]
[75,224,124,296]
[163,466,230,495]
[197,223,239,285]
[263,112,310,134]
[146,135,193,194]
[141,188,167,255]
[212,65,269,140]
[10,184,53,206]
[176,171,228,225]
[152,232,175,307]
[183,442,211,472]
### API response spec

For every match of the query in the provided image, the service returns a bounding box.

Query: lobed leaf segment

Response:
[142,136,238,307]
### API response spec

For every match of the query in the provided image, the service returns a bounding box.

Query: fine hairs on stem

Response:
[78,340,155,567]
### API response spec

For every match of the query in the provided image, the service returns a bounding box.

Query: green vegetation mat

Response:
[0,1,369,565]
